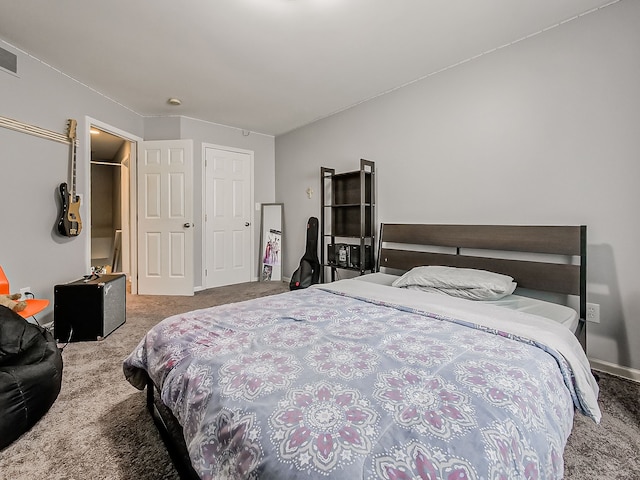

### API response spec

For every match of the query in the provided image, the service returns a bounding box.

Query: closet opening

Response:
[90,127,132,280]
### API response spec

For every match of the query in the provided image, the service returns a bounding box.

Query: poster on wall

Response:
[263,229,281,266]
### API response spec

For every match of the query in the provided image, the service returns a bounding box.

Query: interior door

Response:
[137,140,194,295]
[204,146,252,287]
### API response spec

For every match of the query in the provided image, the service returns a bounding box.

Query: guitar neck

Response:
[67,119,78,199]
[70,140,77,198]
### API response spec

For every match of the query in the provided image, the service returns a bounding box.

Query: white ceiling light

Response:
[167,97,182,106]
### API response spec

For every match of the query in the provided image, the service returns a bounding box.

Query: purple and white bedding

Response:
[123,277,601,480]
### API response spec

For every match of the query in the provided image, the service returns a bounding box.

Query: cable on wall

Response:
[0,115,71,145]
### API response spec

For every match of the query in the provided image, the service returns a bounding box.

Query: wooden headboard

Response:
[378,224,587,349]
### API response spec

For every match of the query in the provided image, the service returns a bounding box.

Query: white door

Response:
[137,140,194,295]
[204,146,252,288]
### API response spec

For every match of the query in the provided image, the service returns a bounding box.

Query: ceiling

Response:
[90,128,126,162]
[0,0,614,137]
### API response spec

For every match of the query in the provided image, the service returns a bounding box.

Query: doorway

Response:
[89,126,132,280]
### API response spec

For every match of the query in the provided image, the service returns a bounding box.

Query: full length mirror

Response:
[259,203,283,281]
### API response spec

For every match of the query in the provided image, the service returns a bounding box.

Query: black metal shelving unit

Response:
[320,159,375,282]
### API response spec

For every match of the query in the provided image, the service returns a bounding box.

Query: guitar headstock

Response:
[67,118,77,142]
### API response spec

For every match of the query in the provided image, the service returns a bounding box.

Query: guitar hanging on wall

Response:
[57,118,82,237]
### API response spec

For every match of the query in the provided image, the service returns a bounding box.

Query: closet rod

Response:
[0,115,72,145]
[91,160,121,167]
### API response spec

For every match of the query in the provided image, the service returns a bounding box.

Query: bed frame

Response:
[146,223,588,479]
[146,377,201,479]
[378,224,587,349]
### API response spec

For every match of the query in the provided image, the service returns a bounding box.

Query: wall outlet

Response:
[586,303,600,323]
[19,287,31,300]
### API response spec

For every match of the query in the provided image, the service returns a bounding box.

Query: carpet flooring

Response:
[0,281,638,479]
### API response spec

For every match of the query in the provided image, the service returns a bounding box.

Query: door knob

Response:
[184,222,193,228]
[245,222,250,227]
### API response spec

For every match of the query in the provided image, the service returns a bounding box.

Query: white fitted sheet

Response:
[351,272,579,332]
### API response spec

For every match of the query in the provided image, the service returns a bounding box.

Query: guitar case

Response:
[289,217,320,290]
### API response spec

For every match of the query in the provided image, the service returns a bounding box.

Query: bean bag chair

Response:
[0,305,63,450]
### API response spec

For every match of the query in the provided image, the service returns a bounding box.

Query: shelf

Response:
[320,159,376,282]
[324,203,374,208]
[332,173,373,205]
[332,206,373,237]
[322,263,375,272]
[323,234,374,239]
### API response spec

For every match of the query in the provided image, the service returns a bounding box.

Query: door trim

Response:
[84,116,142,294]
[201,143,255,289]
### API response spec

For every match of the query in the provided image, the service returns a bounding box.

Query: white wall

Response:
[275,1,640,371]
[0,40,276,322]
[144,116,276,286]
[0,40,143,324]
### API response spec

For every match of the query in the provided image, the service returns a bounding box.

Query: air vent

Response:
[0,46,17,75]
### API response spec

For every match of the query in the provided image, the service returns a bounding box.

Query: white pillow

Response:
[391,265,517,301]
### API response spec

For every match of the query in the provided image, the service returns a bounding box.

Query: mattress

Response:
[352,272,580,332]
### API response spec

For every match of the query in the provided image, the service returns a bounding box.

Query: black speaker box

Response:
[54,274,126,342]
[349,245,373,269]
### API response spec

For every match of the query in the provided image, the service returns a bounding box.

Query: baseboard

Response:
[193,276,276,293]
[589,357,640,383]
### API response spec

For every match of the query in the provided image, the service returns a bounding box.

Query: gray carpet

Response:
[0,281,638,479]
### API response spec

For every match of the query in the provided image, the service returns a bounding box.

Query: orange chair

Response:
[0,265,50,319]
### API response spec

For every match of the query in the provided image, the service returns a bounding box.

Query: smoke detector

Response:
[167,98,182,106]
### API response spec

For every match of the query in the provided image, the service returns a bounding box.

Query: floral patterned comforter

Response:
[124,281,599,480]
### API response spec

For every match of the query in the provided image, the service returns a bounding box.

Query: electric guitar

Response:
[57,119,82,237]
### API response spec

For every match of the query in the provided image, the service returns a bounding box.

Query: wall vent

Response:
[0,46,18,75]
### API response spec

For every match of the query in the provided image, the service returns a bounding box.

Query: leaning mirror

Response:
[259,203,283,281]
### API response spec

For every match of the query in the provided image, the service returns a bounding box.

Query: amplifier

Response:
[54,274,126,342]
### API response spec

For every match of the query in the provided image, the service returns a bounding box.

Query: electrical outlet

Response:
[19,287,31,300]
[586,303,600,323]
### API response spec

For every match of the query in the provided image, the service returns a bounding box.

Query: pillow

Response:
[391,265,517,301]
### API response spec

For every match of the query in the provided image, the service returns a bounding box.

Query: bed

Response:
[123,224,600,480]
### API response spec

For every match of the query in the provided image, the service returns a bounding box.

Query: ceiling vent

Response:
[0,46,17,75]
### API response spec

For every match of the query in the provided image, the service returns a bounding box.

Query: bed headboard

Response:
[378,224,587,349]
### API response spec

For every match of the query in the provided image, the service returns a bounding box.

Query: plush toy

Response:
[0,293,27,313]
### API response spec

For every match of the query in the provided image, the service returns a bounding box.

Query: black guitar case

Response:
[290,217,320,290]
